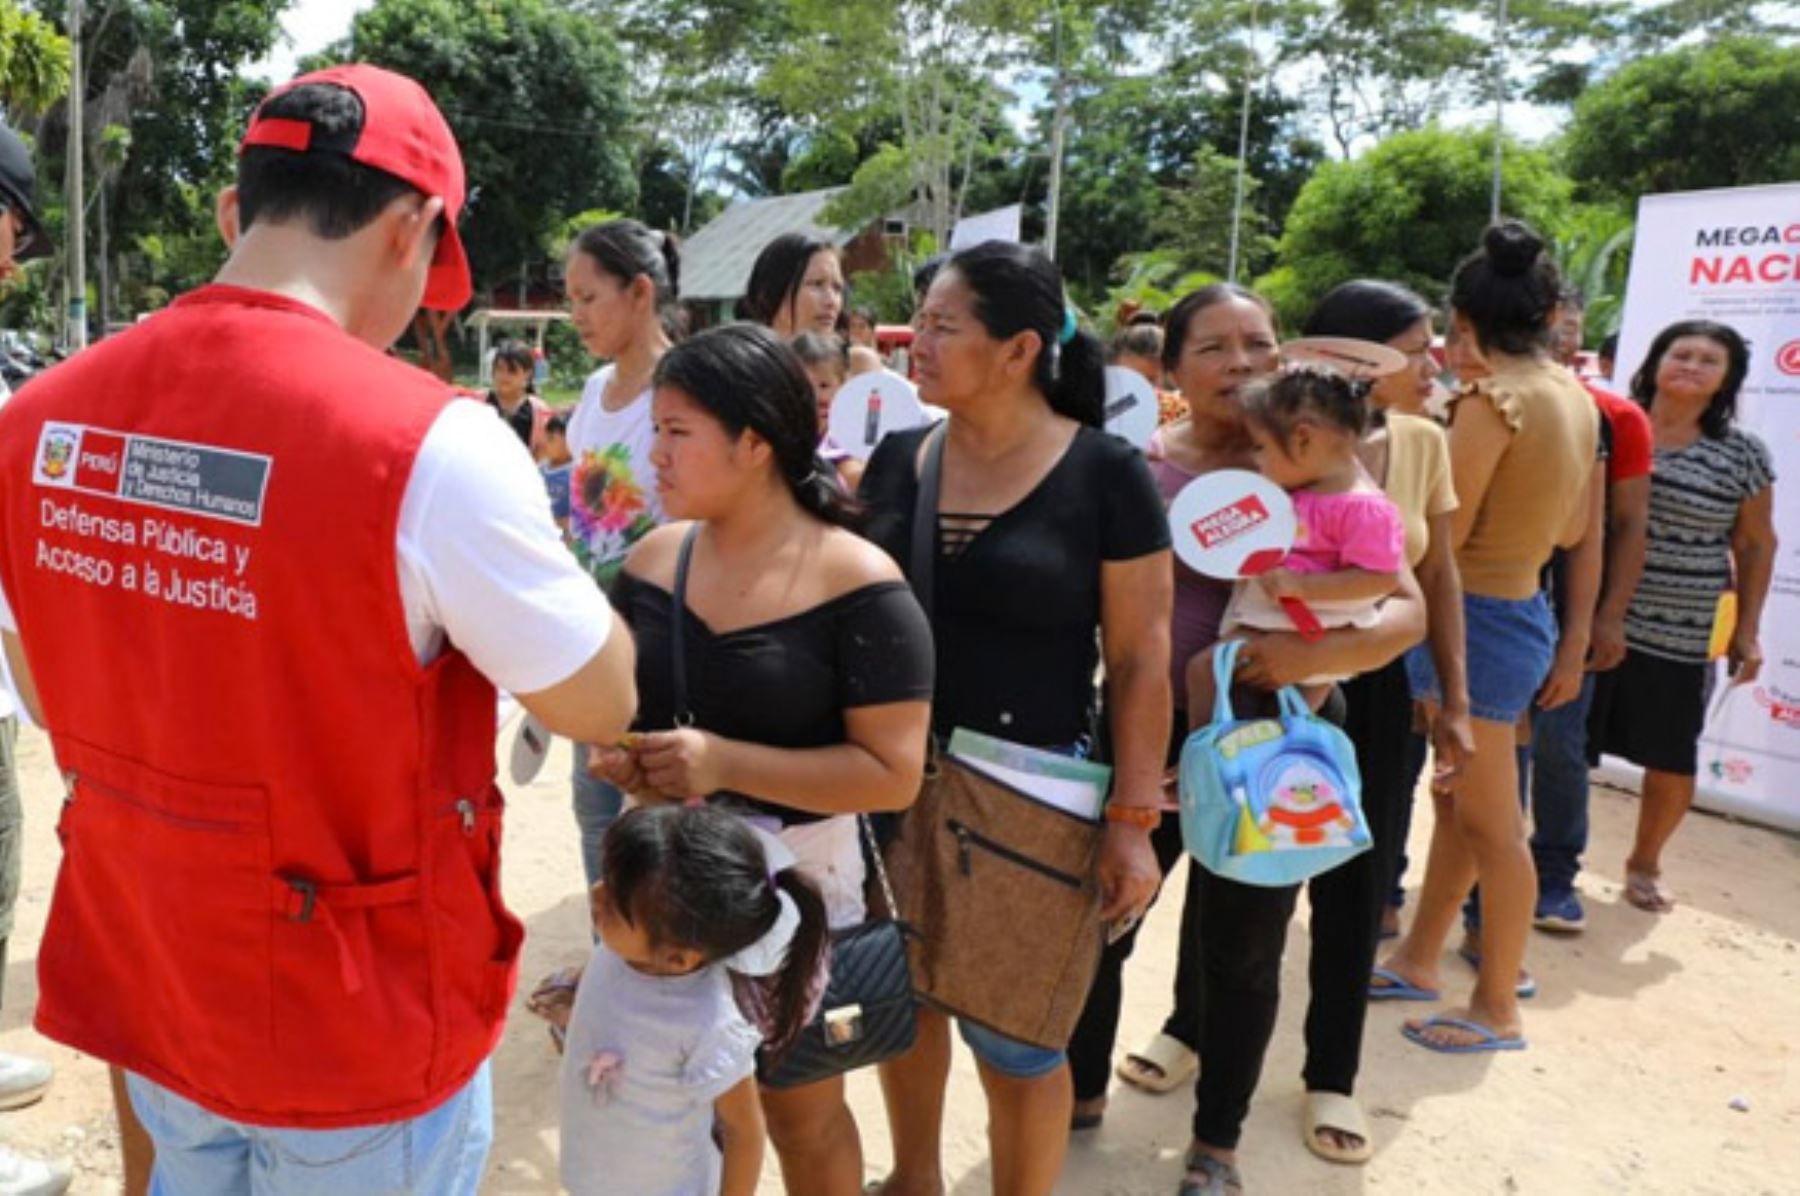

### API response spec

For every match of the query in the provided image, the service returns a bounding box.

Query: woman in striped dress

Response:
[1587,320,1777,912]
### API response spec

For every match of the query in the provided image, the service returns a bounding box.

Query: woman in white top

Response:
[562,218,680,887]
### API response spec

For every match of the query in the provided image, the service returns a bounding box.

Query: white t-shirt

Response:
[564,364,663,589]
[0,397,611,698]
[558,941,761,1196]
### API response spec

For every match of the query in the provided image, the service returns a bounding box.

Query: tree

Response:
[602,0,794,231]
[0,1,70,119]
[1152,146,1274,281]
[1258,125,1572,327]
[1047,56,1320,300]
[1617,0,1796,52]
[767,0,1040,245]
[25,0,287,328]
[1552,203,1633,342]
[1562,39,1800,203]
[330,0,638,297]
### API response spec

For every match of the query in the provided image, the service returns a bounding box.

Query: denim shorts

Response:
[1405,591,1556,723]
[958,1019,1067,1080]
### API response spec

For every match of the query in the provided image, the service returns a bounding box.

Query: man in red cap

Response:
[0,66,635,1193]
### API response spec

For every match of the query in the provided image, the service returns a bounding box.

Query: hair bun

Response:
[1484,220,1545,278]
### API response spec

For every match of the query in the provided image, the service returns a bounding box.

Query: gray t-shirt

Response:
[558,941,761,1195]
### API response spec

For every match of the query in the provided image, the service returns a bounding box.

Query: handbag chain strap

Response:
[859,809,901,919]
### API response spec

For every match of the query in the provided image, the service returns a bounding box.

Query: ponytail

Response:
[793,454,862,529]
[946,240,1102,427]
[1048,327,1105,428]
[752,868,832,1060]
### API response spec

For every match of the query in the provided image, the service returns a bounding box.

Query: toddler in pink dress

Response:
[1196,366,1406,715]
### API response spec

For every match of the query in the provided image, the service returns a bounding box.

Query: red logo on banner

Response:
[73,431,126,493]
[1776,340,1800,377]
[1752,686,1800,729]
[1191,495,1270,549]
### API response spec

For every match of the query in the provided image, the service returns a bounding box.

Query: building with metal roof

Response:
[680,187,857,305]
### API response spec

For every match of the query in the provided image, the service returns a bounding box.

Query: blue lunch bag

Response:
[1178,639,1370,887]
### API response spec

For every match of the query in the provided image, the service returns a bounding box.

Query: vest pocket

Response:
[43,737,273,1108]
[428,788,522,1089]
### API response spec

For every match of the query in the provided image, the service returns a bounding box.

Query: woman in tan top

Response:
[1377,223,1598,1055]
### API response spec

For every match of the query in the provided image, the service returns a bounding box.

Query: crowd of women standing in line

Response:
[529,211,1776,1196]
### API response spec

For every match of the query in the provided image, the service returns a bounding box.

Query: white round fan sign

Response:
[828,371,928,461]
[509,713,553,786]
[1166,469,1298,579]
[1102,366,1159,450]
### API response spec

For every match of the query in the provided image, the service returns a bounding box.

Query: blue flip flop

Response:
[1456,946,1539,999]
[1403,1015,1526,1054]
[1368,966,1440,1002]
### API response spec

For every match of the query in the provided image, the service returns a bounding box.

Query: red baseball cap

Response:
[240,64,471,312]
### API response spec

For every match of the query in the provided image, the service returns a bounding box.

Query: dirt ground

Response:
[1,729,1796,1195]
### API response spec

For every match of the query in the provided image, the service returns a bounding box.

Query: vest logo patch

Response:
[36,426,77,481]
[32,423,272,526]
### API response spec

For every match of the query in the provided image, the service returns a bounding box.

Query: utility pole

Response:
[66,0,88,350]
[1043,2,1068,261]
[1490,0,1508,222]
[1227,0,1260,284]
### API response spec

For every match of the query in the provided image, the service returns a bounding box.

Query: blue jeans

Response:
[127,1063,492,1195]
[572,744,625,890]
[1464,673,1597,927]
[1526,672,1595,895]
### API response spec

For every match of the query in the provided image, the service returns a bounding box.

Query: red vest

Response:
[0,286,519,1128]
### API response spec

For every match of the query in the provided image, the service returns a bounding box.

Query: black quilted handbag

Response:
[756,815,919,1089]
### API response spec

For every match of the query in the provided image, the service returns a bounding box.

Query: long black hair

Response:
[572,218,682,333]
[739,232,837,328]
[1161,283,1275,374]
[1303,280,1432,344]
[603,805,829,1056]
[1449,220,1561,357]
[653,323,859,527]
[1629,319,1751,440]
[944,240,1103,426]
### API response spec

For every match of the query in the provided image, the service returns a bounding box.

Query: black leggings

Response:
[1190,659,1416,1149]
[1068,810,1203,1101]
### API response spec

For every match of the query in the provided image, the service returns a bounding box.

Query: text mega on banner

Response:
[1612,183,1800,832]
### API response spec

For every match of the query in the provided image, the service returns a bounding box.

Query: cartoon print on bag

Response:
[1256,759,1356,849]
